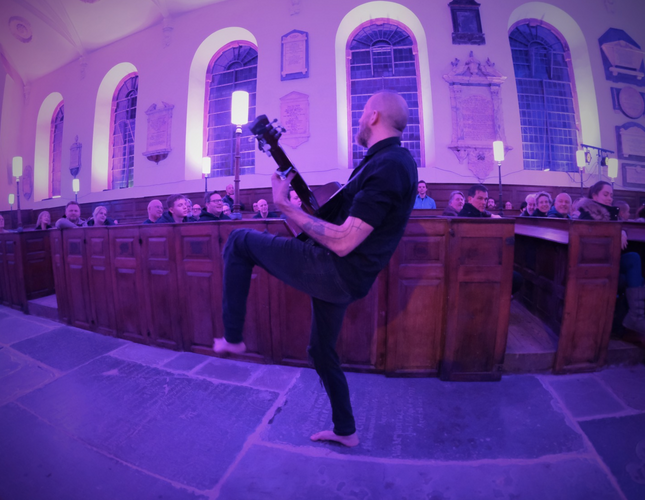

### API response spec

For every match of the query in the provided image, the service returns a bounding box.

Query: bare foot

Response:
[213,338,247,355]
[310,430,359,447]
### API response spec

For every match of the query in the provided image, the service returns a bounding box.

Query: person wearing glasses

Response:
[199,191,231,221]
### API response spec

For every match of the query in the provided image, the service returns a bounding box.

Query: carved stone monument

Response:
[279,91,310,149]
[443,52,510,180]
[616,122,645,162]
[142,102,174,164]
[70,135,82,177]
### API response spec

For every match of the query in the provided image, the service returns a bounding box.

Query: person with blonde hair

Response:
[35,211,52,230]
[86,205,115,226]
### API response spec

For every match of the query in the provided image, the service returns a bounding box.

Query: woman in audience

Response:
[86,206,116,226]
[520,194,536,216]
[575,181,645,338]
[530,192,552,217]
[34,211,52,230]
[504,201,513,210]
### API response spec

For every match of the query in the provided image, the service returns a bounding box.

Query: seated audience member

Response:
[253,199,279,219]
[86,206,116,226]
[55,201,85,229]
[615,200,630,221]
[0,214,6,232]
[458,185,499,218]
[442,190,465,216]
[192,204,202,219]
[519,201,527,214]
[34,211,52,230]
[636,205,645,222]
[252,202,259,214]
[487,198,496,210]
[184,198,198,222]
[520,194,537,216]
[504,201,513,210]
[575,181,645,339]
[281,188,304,220]
[223,184,245,211]
[156,194,190,224]
[199,191,231,221]
[143,199,163,224]
[531,192,552,217]
[222,204,232,217]
[413,180,436,209]
[547,193,572,219]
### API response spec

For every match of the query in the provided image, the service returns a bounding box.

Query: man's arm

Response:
[272,173,373,257]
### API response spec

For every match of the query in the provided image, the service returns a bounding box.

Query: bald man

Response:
[252,199,279,219]
[143,199,163,224]
[215,91,417,447]
[547,193,572,219]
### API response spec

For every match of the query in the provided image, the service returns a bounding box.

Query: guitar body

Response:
[250,115,344,227]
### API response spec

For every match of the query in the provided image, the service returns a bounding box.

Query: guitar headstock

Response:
[250,115,285,155]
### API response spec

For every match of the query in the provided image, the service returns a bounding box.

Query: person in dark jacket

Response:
[575,181,644,340]
[458,185,497,217]
[199,191,231,221]
[223,184,245,211]
[252,199,279,219]
[442,190,465,216]
[155,194,191,224]
[86,206,116,226]
[530,192,552,217]
[520,194,536,216]
[143,199,163,224]
[547,193,572,219]
[34,210,53,230]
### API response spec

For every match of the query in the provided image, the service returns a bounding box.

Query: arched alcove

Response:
[92,62,138,192]
[508,2,600,149]
[335,2,433,168]
[34,92,63,201]
[185,27,258,181]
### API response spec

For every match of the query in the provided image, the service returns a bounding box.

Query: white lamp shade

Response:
[202,157,211,174]
[8,193,15,205]
[493,141,504,162]
[607,158,618,179]
[12,156,23,178]
[72,178,80,193]
[576,150,586,168]
[231,91,249,125]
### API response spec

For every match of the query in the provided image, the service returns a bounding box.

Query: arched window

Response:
[205,44,257,177]
[509,23,580,171]
[111,74,138,189]
[347,21,422,168]
[50,103,63,197]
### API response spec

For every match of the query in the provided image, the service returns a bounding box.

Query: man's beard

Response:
[356,123,371,148]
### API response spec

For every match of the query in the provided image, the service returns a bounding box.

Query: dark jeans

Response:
[620,252,644,289]
[222,229,357,436]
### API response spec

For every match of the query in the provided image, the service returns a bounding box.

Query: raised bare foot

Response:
[310,430,359,447]
[213,338,247,355]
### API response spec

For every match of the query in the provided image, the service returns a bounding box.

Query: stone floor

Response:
[1,304,644,500]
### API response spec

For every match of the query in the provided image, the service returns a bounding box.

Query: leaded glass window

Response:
[50,104,63,197]
[205,44,257,177]
[348,22,422,168]
[111,74,138,189]
[509,23,579,172]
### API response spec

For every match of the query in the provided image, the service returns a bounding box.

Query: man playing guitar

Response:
[214,91,418,447]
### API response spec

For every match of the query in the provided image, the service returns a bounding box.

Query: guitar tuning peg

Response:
[271,118,278,124]
[281,127,286,133]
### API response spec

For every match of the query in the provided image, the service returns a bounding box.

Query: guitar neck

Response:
[270,144,319,215]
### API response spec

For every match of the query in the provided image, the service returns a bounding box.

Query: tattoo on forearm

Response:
[301,215,364,241]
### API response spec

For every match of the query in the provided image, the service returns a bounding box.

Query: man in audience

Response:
[222,204,232,217]
[253,199,279,219]
[252,202,259,213]
[223,184,245,211]
[199,191,231,221]
[442,190,465,216]
[413,180,436,209]
[547,193,572,219]
[184,198,198,222]
[520,194,536,216]
[143,199,163,224]
[289,188,302,208]
[458,185,500,218]
[487,198,497,210]
[55,201,85,228]
[531,192,552,217]
[155,194,190,223]
[192,204,202,219]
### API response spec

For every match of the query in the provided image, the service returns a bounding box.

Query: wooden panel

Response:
[50,230,70,323]
[441,219,515,381]
[555,222,621,373]
[385,219,448,376]
[63,231,93,330]
[85,228,116,336]
[0,238,7,306]
[3,235,27,311]
[140,225,183,350]
[110,227,147,344]
[21,231,54,301]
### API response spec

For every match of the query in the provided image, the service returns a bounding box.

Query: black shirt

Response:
[198,208,231,221]
[253,211,280,219]
[458,203,491,217]
[223,195,245,211]
[155,211,190,223]
[329,137,417,298]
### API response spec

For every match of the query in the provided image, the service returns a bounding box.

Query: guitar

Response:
[249,115,343,225]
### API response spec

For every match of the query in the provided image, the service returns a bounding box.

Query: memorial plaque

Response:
[281,30,308,81]
[622,162,645,188]
[618,86,645,118]
[142,102,174,163]
[617,123,645,162]
[279,91,310,149]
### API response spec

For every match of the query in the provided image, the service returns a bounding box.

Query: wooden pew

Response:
[514,218,621,374]
[0,231,55,313]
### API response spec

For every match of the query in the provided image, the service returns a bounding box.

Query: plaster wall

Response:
[1,0,644,211]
